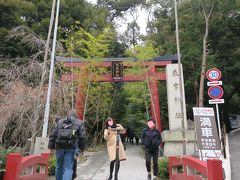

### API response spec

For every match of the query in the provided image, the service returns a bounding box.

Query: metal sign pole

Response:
[215,104,222,145]
[114,129,120,180]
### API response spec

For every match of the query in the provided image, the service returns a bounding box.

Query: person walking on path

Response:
[48,109,86,180]
[141,118,162,180]
[104,117,126,180]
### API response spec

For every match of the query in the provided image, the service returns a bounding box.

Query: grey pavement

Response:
[76,144,148,180]
[229,129,240,180]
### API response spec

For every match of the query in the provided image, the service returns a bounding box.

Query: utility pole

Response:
[174,0,187,155]
[42,0,61,138]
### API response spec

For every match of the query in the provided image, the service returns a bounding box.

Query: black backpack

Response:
[56,117,78,149]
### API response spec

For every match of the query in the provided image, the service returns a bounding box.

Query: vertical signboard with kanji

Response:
[193,107,222,161]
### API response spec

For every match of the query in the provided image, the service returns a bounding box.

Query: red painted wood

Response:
[149,66,162,130]
[19,174,48,180]
[168,156,223,180]
[171,174,203,180]
[4,153,50,180]
[64,61,112,68]
[63,60,172,68]
[207,159,223,180]
[76,85,85,120]
[183,156,207,175]
[21,155,48,168]
[4,153,21,180]
[61,72,166,82]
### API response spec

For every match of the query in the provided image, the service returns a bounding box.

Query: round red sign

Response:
[206,68,221,81]
[208,86,224,99]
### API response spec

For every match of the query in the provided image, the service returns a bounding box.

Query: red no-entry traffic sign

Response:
[208,86,224,99]
[206,68,221,81]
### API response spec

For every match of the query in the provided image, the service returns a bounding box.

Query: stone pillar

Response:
[166,64,187,130]
[163,64,196,156]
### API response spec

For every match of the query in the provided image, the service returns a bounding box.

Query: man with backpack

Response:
[141,118,162,180]
[48,109,86,180]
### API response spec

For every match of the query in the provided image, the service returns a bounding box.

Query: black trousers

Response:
[145,148,159,176]
[109,160,120,176]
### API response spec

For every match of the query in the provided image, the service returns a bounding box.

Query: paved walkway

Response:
[76,144,148,180]
[229,129,240,180]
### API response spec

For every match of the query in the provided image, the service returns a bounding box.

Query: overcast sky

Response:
[85,0,149,35]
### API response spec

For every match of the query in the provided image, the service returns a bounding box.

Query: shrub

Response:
[158,157,169,178]
[48,156,56,176]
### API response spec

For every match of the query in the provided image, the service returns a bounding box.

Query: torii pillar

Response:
[149,66,162,131]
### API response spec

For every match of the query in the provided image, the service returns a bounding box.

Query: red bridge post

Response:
[207,159,223,180]
[4,153,21,180]
[4,152,50,180]
[169,156,223,180]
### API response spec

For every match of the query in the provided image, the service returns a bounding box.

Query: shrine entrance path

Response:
[76,144,147,180]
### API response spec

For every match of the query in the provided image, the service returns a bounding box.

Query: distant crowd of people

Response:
[119,127,140,148]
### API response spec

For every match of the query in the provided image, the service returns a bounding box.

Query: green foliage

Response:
[64,27,114,58]
[124,20,140,46]
[158,157,169,178]
[158,81,169,130]
[107,40,128,57]
[48,156,56,176]
[127,41,159,60]
[0,0,36,56]
[84,81,113,145]
[97,0,143,21]
[122,42,162,134]
[0,147,16,173]
[109,83,127,122]
[122,82,150,135]
[0,0,113,57]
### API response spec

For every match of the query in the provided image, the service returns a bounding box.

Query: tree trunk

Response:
[198,1,214,107]
[191,62,199,106]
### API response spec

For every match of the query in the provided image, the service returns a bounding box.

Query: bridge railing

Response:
[168,156,223,180]
[3,152,50,180]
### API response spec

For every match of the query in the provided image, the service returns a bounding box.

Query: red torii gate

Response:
[57,56,177,130]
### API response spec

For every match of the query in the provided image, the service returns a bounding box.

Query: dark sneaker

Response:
[72,174,77,179]
[147,174,151,180]
[108,174,112,180]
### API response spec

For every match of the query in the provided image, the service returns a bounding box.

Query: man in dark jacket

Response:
[141,118,162,180]
[48,109,86,180]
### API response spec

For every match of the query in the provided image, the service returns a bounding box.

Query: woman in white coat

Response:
[104,117,126,180]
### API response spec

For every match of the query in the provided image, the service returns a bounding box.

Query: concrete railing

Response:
[169,156,223,180]
[4,153,50,180]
